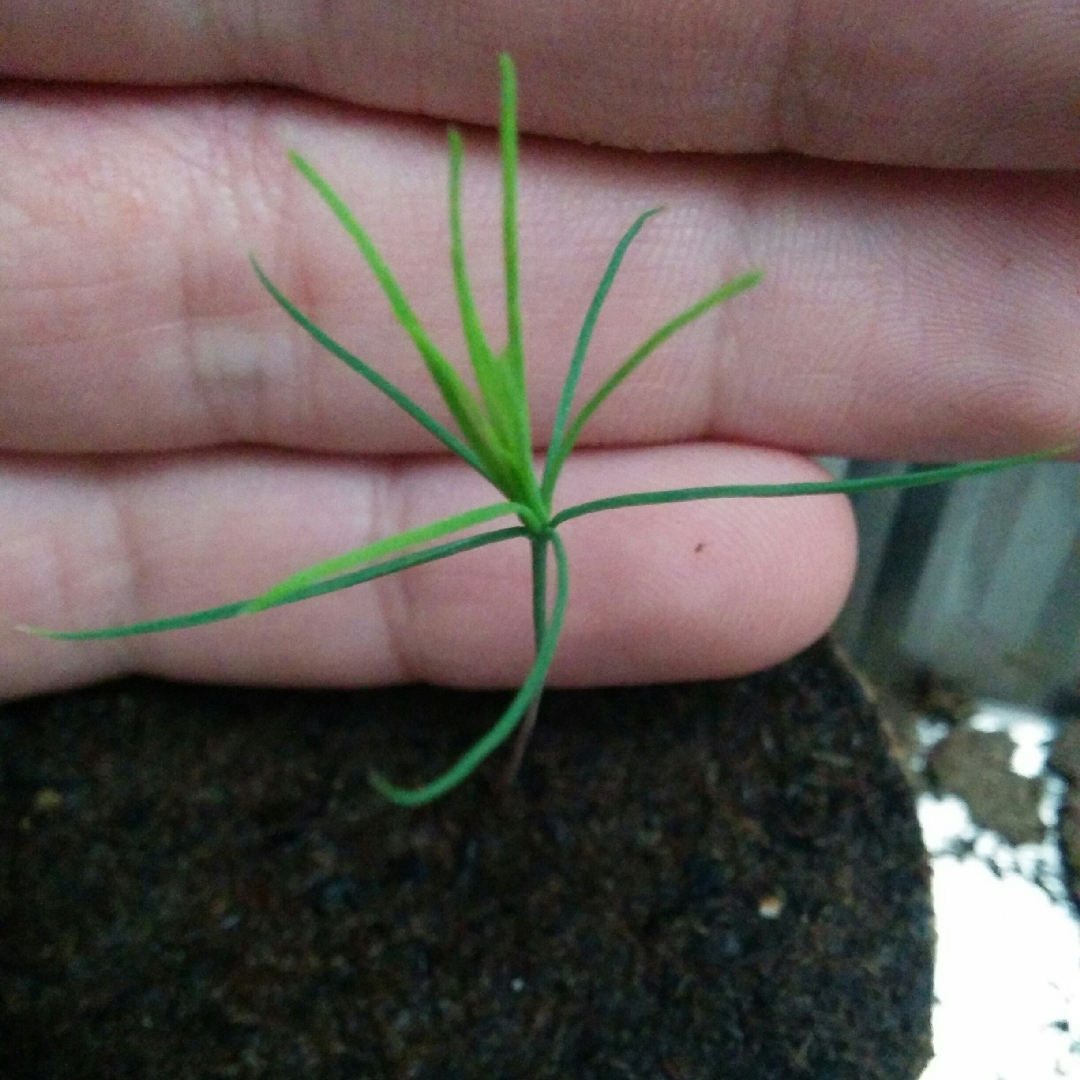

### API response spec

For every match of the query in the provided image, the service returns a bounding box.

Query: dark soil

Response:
[1050,717,1080,908]
[0,639,933,1079]
[927,725,1046,847]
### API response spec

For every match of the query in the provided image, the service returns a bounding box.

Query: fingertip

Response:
[539,446,860,685]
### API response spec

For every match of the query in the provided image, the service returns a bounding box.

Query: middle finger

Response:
[2,85,1076,459]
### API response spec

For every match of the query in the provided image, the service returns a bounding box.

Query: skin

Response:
[0,0,1077,700]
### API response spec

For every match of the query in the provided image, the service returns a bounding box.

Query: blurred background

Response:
[830,458,1080,710]
[828,457,1080,1080]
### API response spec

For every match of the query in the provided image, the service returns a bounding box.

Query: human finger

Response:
[2,88,1077,461]
[0,444,855,699]
[1,0,1077,166]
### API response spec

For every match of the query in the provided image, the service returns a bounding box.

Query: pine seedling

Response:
[22,55,1068,806]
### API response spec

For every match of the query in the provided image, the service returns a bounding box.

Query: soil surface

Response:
[927,726,1046,847]
[1051,717,1080,906]
[0,639,934,1079]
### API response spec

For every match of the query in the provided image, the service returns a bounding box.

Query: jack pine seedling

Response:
[22,55,1068,806]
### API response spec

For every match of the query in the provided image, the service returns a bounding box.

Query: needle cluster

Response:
[24,55,1065,806]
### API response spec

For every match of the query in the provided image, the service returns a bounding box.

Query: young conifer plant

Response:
[22,55,1066,806]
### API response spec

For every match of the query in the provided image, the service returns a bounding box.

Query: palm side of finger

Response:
[1,88,1076,462]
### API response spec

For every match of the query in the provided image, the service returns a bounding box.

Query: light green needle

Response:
[19,53,1070,807]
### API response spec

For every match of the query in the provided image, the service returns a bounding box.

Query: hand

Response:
[1,1,1076,698]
